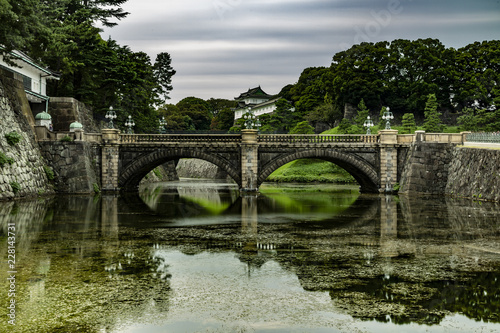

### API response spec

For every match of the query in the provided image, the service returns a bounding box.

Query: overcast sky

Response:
[100,0,500,104]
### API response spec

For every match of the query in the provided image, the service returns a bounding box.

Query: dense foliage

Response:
[286,39,499,133]
[1,0,175,133]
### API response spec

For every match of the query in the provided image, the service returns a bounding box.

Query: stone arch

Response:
[119,147,241,191]
[258,149,379,193]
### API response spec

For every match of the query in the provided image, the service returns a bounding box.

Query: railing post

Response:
[241,129,259,192]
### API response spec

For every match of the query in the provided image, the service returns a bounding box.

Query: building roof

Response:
[0,47,59,80]
[234,86,273,100]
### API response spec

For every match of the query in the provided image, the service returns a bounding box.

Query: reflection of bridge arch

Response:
[119,148,241,191]
[258,149,379,193]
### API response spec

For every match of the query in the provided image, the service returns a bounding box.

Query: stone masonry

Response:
[0,68,54,200]
[398,142,454,195]
[38,141,100,194]
[445,147,500,202]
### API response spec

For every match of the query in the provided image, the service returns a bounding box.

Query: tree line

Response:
[1,0,175,133]
[1,1,498,133]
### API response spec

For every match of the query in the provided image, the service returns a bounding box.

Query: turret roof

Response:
[235,86,272,100]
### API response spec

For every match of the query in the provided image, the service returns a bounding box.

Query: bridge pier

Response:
[240,129,259,192]
[379,130,399,193]
[101,128,121,192]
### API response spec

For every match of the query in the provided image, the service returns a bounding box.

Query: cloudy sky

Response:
[101,0,500,104]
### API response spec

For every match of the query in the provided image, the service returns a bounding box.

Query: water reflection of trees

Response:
[0,196,172,333]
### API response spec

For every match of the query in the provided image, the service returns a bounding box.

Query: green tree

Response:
[0,0,46,62]
[206,98,236,118]
[353,99,370,128]
[210,107,235,131]
[176,97,212,131]
[423,94,443,133]
[265,99,296,132]
[290,121,315,134]
[153,52,176,103]
[306,93,342,129]
[453,41,500,110]
[401,113,417,134]
[331,41,389,112]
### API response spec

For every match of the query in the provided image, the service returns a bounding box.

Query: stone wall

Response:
[0,69,54,200]
[38,141,101,194]
[176,159,228,180]
[399,142,500,202]
[49,97,100,132]
[139,161,179,185]
[445,147,500,202]
[399,142,454,195]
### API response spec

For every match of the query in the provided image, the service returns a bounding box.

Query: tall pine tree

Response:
[423,94,443,133]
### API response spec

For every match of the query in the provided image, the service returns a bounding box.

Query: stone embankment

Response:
[446,147,500,202]
[176,159,229,180]
[399,142,500,202]
[0,69,54,200]
[38,141,100,194]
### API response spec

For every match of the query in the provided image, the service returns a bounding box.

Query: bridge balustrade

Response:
[258,134,379,144]
[466,132,500,144]
[120,133,241,144]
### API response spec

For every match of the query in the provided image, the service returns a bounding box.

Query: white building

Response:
[0,49,59,114]
[233,86,279,120]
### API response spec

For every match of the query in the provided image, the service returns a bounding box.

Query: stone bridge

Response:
[98,129,468,193]
[35,126,469,193]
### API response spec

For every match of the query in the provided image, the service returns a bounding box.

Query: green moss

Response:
[153,167,163,179]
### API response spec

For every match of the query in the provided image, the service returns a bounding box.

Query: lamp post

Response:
[243,108,261,131]
[105,106,117,129]
[382,107,393,130]
[363,115,374,135]
[125,115,135,134]
[159,116,167,134]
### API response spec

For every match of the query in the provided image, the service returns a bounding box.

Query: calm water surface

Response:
[1,180,500,333]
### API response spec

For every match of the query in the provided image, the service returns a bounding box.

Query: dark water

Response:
[1,180,500,332]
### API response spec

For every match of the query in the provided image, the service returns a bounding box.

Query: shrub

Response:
[5,131,22,145]
[60,135,73,142]
[43,165,55,180]
[93,183,100,194]
[10,181,20,194]
[0,152,15,167]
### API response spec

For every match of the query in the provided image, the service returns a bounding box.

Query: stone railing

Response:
[258,134,379,144]
[34,127,470,146]
[420,132,469,144]
[466,132,500,143]
[119,133,241,144]
[35,126,86,142]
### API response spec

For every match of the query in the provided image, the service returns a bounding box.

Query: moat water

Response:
[1,180,500,332]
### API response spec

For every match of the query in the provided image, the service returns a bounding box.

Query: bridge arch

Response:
[119,148,241,191]
[258,149,379,193]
